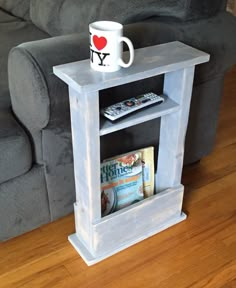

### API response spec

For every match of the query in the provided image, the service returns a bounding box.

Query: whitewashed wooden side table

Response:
[53,41,209,265]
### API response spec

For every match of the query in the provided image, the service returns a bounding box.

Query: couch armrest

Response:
[8,33,89,162]
[8,33,89,132]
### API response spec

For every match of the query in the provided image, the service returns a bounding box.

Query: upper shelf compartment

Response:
[99,95,179,136]
[53,41,210,94]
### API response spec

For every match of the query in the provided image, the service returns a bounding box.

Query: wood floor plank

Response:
[0,247,78,288]
[16,266,71,288]
[182,142,236,190]
[189,260,236,288]
[0,215,75,276]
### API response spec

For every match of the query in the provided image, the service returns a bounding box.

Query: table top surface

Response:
[53,41,209,94]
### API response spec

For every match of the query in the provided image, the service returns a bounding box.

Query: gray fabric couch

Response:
[0,0,235,241]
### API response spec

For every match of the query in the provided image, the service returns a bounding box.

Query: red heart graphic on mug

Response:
[93,35,107,50]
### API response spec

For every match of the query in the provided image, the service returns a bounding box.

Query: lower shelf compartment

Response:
[93,185,184,253]
[71,185,186,265]
[69,212,186,266]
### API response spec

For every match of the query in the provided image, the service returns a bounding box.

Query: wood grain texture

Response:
[53,41,209,93]
[69,212,186,266]
[68,87,101,251]
[156,67,195,192]
[0,67,235,287]
[92,186,184,256]
[62,42,205,263]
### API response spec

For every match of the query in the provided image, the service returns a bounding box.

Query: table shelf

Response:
[53,41,209,94]
[100,95,179,136]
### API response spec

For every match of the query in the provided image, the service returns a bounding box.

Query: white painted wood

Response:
[53,41,209,94]
[69,212,187,266]
[92,185,184,256]
[53,42,210,265]
[156,67,195,192]
[100,95,179,136]
[68,87,101,253]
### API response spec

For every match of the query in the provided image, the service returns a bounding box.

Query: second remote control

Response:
[102,92,164,121]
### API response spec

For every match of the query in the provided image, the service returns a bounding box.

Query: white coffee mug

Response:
[89,21,134,72]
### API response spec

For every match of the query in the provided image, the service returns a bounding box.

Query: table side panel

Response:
[156,67,195,192]
[69,87,101,250]
[92,186,184,256]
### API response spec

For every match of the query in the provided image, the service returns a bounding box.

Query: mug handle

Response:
[118,37,134,68]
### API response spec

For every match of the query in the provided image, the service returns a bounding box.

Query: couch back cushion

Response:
[30,0,226,36]
[0,0,30,20]
[185,0,227,20]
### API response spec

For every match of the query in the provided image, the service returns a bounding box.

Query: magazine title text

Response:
[101,162,132,183]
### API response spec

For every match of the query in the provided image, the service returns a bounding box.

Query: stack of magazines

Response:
[101,147,155,216]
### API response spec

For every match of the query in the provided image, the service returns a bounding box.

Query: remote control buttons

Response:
[124,100,135,107]
[102,93,164,121]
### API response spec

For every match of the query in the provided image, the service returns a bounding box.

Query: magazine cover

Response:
[106,146,155,198]
[101,152,144,216]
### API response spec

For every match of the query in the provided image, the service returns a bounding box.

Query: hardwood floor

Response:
[0,66,235,288]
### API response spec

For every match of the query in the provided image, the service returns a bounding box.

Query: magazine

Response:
[139,146,155,198]
[106,146,155,198]
[101,152,144,216]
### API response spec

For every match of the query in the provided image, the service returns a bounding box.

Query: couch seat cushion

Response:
[0,109,32,183]
[0,20,49,109]
[0,8,20,22]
